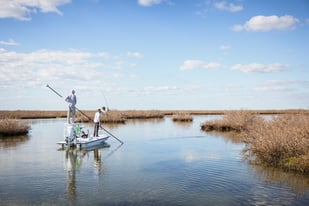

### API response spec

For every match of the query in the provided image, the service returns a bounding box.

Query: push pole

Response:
[46,84,124,144]
[46,84,63,98]
[100,126,123,144]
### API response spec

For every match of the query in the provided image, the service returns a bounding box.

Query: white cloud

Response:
[143,85,178,93]
[214,1,243,12]
[97,52,110,58]
[231,24,243,32]
[129,74,139,79]
[180,60,221,71]
[127,51,142,58]
[127,85,200,97]
[0,48,143,90]
[255,80,309,92]
[196,0,242,18]
[112,72,124,79]
[219,44,231,51]
[232,15,299,32]
[138,0,163,7]
[0,48,121,88]
[115,60,136,69]
[231,63,287,73]
[0,39,19,46]
[0,0,71,21]
[27,49,93,64]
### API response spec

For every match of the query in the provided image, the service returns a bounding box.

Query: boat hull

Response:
[57,123,110,149]
[76,136,109,149]
[57,135,109,149]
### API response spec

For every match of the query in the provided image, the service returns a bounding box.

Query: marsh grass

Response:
[76,110,164,123]
[120,110,165,119]
[201,110,309,174]
[1,109,307,120]
[75,111,126,124]
[201,110,263,132]
[101,111,126,123]
[0,110,66,119]
[172,113,193,122]
[243,114,309,174]
[0,119,30,136]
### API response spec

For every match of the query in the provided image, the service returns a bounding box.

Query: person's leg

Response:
[72,107,76,123]
[96,123,99,137]
[93,123,97,136]
[94,123,99,136]
[67,106,71,123]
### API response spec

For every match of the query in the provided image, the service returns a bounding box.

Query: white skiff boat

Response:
[57,123,109,149]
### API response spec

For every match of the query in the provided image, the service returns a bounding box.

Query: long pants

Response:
[67,106,76,123]
[93,122,100,137]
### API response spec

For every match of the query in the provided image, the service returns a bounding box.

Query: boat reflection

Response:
[63,144,123,205]
[64,148,104,205]
[65,149,78,205]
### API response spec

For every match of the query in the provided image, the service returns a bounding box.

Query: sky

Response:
[0,0,308,111]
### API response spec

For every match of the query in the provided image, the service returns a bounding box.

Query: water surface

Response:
[1,116,309,205]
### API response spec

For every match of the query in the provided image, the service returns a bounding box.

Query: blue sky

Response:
[0,0,308,110]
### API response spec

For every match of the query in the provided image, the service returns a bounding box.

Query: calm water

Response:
[1,116,309,206]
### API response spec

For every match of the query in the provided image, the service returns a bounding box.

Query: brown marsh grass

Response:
[201,110,309,174]
[0,110,165,123]
[1,109,307,120]
[119,110,165,119]
[172,113,193,122]
[0,119,30,136]
[201,110,263,132]
[243,114,309,174]
[101,110,126,123]
[0,110,66,119]
[76,110,164,123]
[75,110,165,123]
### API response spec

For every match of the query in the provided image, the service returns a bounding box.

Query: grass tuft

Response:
[243,114,309,174]
[201,110,262,132]
[0,119,30,136]
[172,113,193,122]
[201,110,309,174]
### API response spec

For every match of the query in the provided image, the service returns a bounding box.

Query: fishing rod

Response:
[46,84,123,144]
[100,89,109,111]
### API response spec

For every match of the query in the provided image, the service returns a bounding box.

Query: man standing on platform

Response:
[65,90,77,123]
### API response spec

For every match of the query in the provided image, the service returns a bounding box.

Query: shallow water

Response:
[0,116,309,205]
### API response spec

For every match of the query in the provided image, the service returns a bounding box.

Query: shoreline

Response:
[1,109,308,119]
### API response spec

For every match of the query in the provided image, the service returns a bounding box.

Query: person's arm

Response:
[65,96,70,103]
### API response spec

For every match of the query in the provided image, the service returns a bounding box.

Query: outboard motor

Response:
[64,123,77,146]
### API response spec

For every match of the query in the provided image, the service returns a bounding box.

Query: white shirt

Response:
[65,94,76,108]
[94,111,101,123]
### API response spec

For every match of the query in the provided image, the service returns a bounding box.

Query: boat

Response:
[45,85,121,148]
[57,123,110,149]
